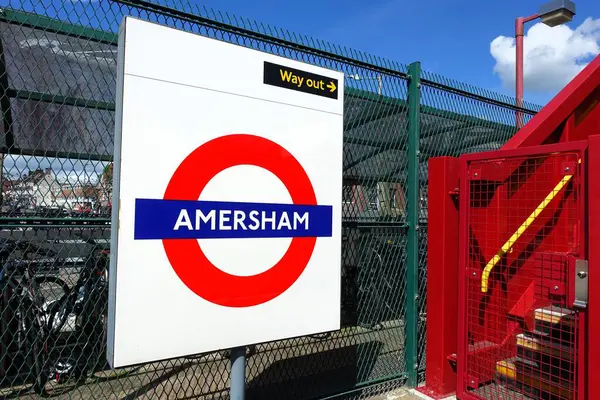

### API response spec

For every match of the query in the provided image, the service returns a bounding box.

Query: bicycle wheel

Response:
[82,279,108,374]
[28,275,70,393]
[356,244,384,329]
[75,255,110,377]
[17,290,50,395]
[34,274,73,341]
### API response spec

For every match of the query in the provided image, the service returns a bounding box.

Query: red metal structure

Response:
[420,54,600,400]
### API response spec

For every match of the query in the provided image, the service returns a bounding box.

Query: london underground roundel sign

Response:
[108,16,343,369]
[133,134,333,307]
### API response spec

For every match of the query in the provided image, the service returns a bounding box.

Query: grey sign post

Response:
[230,347,246,399]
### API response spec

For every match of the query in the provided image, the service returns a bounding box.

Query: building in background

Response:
[0,167,109,215]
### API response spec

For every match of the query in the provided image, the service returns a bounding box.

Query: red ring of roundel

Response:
[162,134,318,307]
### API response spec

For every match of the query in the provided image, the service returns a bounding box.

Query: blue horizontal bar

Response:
[134,199,333,240]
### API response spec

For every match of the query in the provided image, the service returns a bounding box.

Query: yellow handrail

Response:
[480,174,573,293]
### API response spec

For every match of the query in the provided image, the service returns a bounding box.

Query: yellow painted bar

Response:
[480,174,573,293]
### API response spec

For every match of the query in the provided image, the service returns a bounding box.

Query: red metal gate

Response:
[457,142,588,400]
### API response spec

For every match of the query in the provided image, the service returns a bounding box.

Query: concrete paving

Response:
[366,388,425,399]
[367,387,456,400]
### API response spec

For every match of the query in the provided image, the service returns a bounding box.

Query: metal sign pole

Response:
[230,347,246,400]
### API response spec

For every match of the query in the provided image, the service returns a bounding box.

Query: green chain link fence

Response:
[0,0,540,398]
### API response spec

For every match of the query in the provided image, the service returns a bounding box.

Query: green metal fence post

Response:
[405,61,421,387]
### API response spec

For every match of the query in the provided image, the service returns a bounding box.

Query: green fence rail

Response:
[0,1,540,399]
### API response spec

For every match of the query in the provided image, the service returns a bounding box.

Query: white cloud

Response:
[490,17,600,93]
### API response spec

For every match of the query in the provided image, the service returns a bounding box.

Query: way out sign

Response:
[107,17,343,368]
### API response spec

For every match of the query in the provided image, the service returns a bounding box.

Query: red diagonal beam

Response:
[503,55,600,150]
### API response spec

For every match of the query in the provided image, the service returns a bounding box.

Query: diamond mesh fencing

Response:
[416,77,540,385]
[0,0,540,398]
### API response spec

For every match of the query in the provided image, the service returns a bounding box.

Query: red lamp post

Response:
[515,0,575,128]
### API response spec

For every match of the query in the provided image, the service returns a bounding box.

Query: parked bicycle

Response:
[45,237,110,385]
[356,234,405,330]
[0,237,110,394]
[0,239,69,393]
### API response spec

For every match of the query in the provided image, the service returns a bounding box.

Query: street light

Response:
[515,0,575,128]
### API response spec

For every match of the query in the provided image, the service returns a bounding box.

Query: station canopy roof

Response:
[0,11,521,186]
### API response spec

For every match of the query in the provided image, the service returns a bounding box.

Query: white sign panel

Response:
[107,17,344,368]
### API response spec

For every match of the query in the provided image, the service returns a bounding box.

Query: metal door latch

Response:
[574,259,588,308]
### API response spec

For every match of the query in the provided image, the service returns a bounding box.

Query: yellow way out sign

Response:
[263,61,339,99]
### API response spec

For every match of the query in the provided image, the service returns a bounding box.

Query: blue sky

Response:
[3,0,599,107]
[192,0,599,106]
[0,0,598,179]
